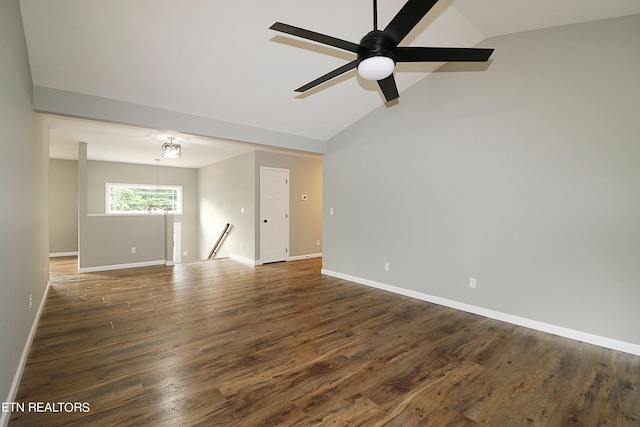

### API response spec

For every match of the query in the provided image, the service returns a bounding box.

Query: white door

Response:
[260,167,289,264]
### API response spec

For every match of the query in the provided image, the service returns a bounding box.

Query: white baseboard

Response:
[78,260,166,273]
[229,254,259,266]
[229,253,322,266]
[321,269,640,357]
[49,251,78,257]
[288,253,322,261]
[1,280,51,427]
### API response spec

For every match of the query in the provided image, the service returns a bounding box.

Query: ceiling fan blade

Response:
[270,22,360,53]
[395,47,494,62]
[377,74,399,102]
[383,0,439,47]
[295,60,358,92]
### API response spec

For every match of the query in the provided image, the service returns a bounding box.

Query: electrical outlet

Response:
[29,294,33,309]
[183,251,188,256]
[469,277,477,289]
[384,262,390,272]
[131,247,136,254]
[316,240,320,246]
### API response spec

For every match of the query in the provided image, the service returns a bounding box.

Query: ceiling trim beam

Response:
[32,86,327,154]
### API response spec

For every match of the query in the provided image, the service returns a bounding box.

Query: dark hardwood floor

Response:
[9,256,640,426]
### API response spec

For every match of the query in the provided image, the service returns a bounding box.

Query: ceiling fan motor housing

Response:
[357,30,396,64]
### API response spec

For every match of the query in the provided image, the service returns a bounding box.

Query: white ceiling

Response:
[20,0,640,168]
[44,114,271,168]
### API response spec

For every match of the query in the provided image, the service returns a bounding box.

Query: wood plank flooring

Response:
[9,257,640,426]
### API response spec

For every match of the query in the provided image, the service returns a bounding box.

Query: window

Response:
[106,183,183,214]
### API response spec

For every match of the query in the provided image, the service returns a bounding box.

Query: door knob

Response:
[263,219,268,223]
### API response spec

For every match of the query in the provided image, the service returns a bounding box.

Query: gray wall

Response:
[199,150,322,262]
[78,145,166,270]
[323,15,640,346]
[33,87,327,154]
[48,158,199,267]
[255,151,323,259]
[76,156,198,269]
[0,0,50,409]
[86,160,199,261]
[49,159,78,254]
[199,151,256,260]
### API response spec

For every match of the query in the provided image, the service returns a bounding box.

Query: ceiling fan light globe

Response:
[357,56,395,81]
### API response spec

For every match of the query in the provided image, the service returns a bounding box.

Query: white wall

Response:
[323,16,640,349]
[0,0,50,415]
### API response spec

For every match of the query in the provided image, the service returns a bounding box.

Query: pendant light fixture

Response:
[162,136,181,158]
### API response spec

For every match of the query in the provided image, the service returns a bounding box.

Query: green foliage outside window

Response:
[107,184,182,214]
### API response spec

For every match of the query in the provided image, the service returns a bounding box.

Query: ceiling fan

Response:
[270,0,494,103]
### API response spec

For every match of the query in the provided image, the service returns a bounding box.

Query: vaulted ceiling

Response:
[20,0,640,167]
